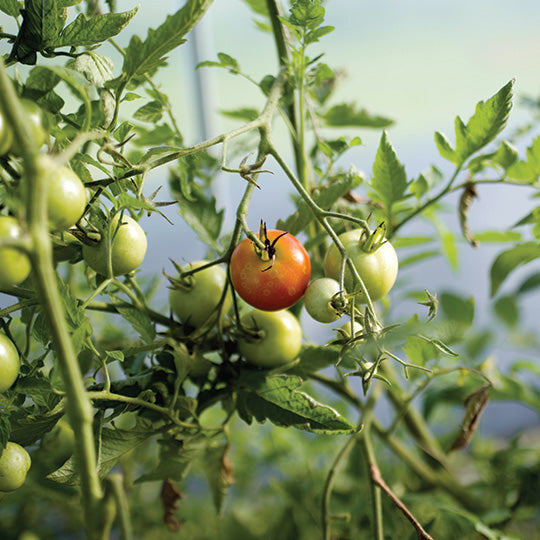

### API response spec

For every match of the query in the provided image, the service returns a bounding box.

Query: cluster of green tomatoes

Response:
[0,101,147,494]
[0,99,398,492]
[169,223,398,368]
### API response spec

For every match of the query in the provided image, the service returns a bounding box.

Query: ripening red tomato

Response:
[230,227,311,311]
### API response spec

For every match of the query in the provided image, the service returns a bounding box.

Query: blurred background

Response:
[107,0,540,435]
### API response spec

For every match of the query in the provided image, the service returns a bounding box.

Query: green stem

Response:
[0,59,103,537]
[371,419,485,513]
[106,474,133,540]
[362,426,435,540]
[310,372,485,513]
[391,166,461,237]
[360,427,384,540]
[266,0,305,182]
[321,431,361,540]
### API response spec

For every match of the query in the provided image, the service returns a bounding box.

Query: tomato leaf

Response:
[449,384,491,451]
[20,0,63,50]
[108,294,156,344]
[369,131,409,214]
[123,0,212,80]
[0,0,21,17]
[171,178,224,251]
[517,272,540,294]
[236,373,356,434]
[51,8,137,48]
[50,425,153,486]
[322,103,393,128]
[490,242,540,296]
[220,108,259,122]
[133,101,164,123]
[7,410,61,447]
[202,441,234,515]
[435,80,514,166]
[136,433,207,484]
[473,231,521,243]
[506,135,540,182]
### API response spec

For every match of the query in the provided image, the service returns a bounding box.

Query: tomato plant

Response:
[324,227,398,302]
[0,442,31,492]
[9,100,47,156]
[39,418,75,472]
[0,2,539,540]
[0,333,20,393]
[0,216,31,289]
[82,213,147,276]
[230,225,311,311]
[0,110,13,155]
[238,308,303,367]
[33,155,87,231]
[303,277,346,323]
[169,260,232,328]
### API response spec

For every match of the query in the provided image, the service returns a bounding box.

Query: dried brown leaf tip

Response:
[161,478,184,532]
[450,384,490,451]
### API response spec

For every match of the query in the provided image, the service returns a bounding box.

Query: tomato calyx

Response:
[253,221,288,271]
[165,259,197,291]
[358,222,388,253]
[238,316,266,343]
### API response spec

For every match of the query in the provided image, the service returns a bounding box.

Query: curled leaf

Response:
[161,479,184,532]
[459,182,479,248]
[450,384,490,451]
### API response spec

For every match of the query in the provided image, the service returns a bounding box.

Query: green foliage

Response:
[0,2,539,539]
[122,0,212,81]
[236,373,356,434]
[322,103,394,128]
[435,79,514,166]
[369,131,409,216]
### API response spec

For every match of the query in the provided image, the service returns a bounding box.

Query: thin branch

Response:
[369,458,434,540]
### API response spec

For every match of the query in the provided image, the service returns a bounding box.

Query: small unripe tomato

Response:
[10,100,47,156]
[82,214,147,276]
[169,261,232,328]
[0,110,13,155]
[0,334,20,393]
[336,319,364,340]
[238,308,302,368]
[32,155,87,231]
[0,216,31,289]
[40,418,75,470]
[324,228,398,302]
[0,442,31,492]
[303,278,345,323]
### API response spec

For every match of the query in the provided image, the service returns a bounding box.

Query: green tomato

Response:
[40,418,75,470]
[169,260,232,328]
[0,442,31,492]
[238,309,302,368]
[324,229,398,302]
[0,334,20,393]
[336,319,364,340]
[0,110,13,155]
[303,277,345,323]
[32,155,87,231]
[0,216,31,289]
[82,214,147,276]
[10,100,47,156]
